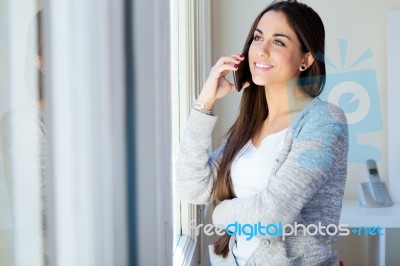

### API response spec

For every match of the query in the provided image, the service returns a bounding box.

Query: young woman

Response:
[175,1,349,265]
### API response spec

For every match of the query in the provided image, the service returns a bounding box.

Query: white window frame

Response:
[130,0,173,264]
[171,0,212,265]
[45,0,128,265]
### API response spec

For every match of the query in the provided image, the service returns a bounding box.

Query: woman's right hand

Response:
[197,54,245,110]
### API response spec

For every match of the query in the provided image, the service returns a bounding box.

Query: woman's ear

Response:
[299,52,315,71]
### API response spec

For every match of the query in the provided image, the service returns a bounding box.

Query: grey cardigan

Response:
[175,97,348,266]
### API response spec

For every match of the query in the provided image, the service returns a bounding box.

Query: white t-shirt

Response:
[230,128,288,266]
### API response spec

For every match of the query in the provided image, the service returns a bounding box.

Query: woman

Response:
[175,0,348,265]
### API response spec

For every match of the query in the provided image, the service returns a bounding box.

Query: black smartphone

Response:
[233,70,241,92]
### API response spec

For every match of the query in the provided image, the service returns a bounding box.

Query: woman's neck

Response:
[264,84,312,120]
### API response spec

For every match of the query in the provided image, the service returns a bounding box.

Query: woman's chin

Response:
[252,78,268,87]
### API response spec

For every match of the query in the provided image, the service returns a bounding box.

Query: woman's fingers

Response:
[210,54,245,78]
[220,70,230,77]
[211,63,238,79]
[214,54,244,68]
[199,53,245,100]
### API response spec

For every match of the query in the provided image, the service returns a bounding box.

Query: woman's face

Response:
[248,11,305,88]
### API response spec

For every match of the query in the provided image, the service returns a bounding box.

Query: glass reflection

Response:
[0,7,48,266]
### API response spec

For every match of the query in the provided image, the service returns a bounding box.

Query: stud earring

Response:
[300,65,306,71]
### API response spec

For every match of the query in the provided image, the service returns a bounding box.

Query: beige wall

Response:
[210,0,400,264]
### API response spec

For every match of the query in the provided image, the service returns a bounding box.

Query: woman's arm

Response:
[174,53,244,204]
[212,105,348,237]
[174,108,226,205]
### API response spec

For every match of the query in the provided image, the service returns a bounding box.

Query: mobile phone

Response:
[233,71,241,92]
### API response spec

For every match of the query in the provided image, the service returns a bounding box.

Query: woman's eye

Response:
[253,35,262,41]
[273,40,284,46]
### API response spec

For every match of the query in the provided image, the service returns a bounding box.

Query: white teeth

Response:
[255,63,273,69]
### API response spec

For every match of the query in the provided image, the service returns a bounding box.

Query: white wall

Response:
[210,0,400,264]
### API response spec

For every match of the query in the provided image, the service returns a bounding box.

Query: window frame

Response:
[45,0,128,264]
[171,0,212,265]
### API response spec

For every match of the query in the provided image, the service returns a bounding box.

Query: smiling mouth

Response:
[254,62,274,70]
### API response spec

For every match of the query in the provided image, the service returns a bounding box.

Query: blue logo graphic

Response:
[318,39,382,163]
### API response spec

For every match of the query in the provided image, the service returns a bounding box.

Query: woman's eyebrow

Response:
[255,28,291,41]
[273,33,291,40]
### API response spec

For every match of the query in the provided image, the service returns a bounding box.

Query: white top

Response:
[230,128,288,266]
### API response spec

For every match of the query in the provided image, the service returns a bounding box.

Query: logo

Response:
[318,39,382,162]
[190,220,384,241]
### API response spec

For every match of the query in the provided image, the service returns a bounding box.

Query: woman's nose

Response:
[257,42,270,57]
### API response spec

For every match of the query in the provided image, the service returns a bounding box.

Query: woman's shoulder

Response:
[301,97,347,126]
[312,97,347,122]
[290,97,348,138]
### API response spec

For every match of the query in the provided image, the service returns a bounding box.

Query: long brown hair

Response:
[212,0,326,257]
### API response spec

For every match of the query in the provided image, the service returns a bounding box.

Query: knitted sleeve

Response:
[212,104,348,239]
[174,108,226,204]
